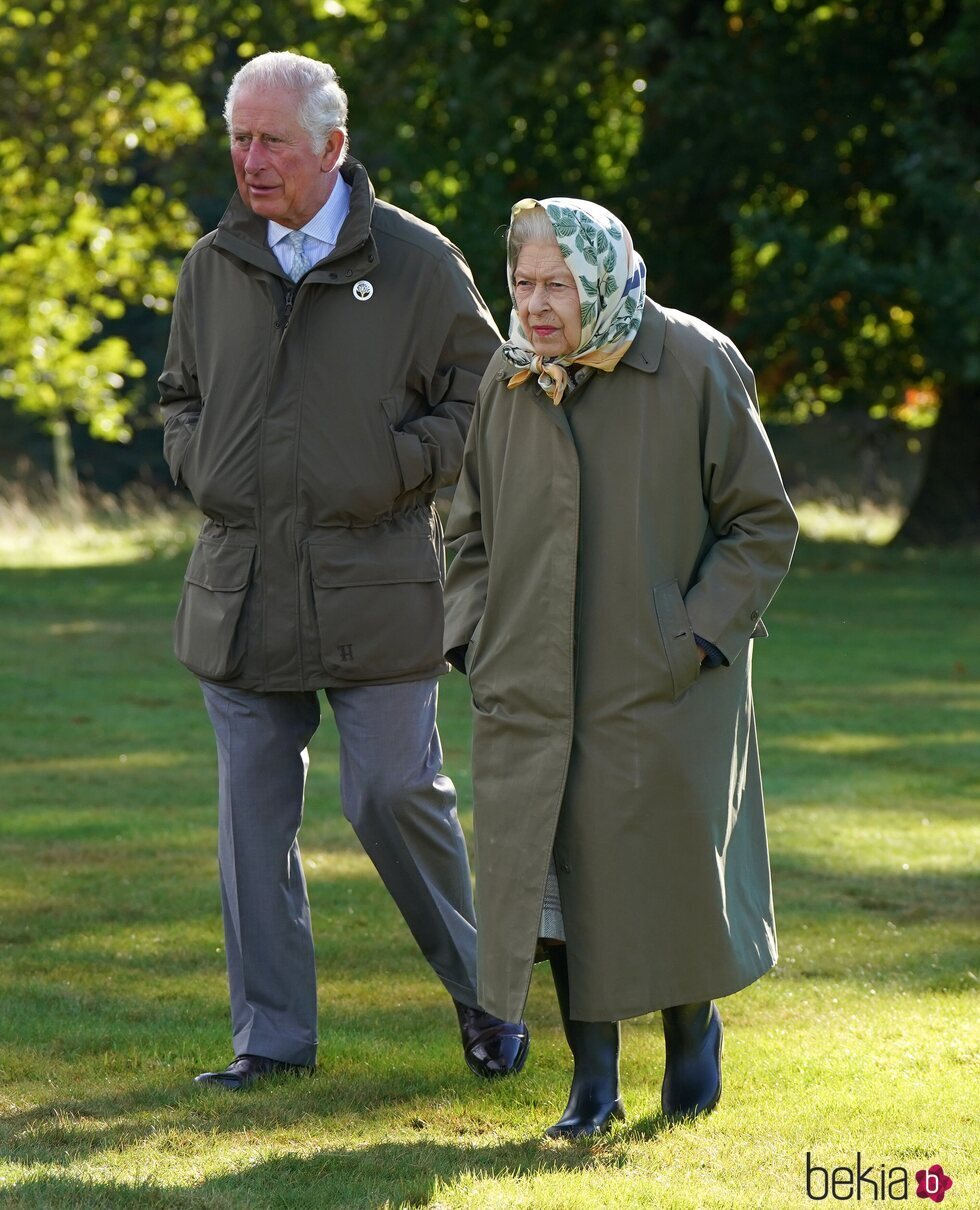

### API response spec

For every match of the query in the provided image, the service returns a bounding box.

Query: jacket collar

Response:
[619,297,666,373]
[212,158,380,281]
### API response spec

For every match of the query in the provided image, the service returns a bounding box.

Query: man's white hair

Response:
[224,50,348,164]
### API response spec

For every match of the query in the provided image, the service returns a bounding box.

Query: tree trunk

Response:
[894,381,980,545]
[51,417,82,516]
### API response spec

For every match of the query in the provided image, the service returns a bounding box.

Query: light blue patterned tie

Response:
[285,230,314,282]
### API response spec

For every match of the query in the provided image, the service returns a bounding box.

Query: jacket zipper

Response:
[276,286,295,332]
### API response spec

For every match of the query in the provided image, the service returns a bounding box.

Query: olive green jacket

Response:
[444,300,799,1022]
[159,159,500,690]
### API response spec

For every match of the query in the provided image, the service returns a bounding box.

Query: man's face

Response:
[229,86,343,229]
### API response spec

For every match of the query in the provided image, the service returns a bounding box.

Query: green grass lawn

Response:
[0,533,977,1208]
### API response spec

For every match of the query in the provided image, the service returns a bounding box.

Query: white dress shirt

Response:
[267,174,352,275]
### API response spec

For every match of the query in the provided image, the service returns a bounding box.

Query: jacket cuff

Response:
[694,634,725,668]
[390,428,428,492]
[445,645,468,674]
[162,414,199,487]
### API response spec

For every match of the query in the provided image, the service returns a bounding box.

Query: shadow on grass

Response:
[198,1131,675,1204]
[1,1052,679,1210]
[769,856,978,991]
[773,857,978,927]
[3,1124,677,1209]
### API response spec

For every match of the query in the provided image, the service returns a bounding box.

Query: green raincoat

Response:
[444,299,799,1022]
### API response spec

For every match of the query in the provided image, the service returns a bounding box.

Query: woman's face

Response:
[513,238,582,359]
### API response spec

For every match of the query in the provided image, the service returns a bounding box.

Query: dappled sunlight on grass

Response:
[771,731,905,754]
[0,750,197,776]
[0,482,197,569]
[300,848,381,881]
[768,727,979,754]
[768,803,979,878]
[793,498,903,544]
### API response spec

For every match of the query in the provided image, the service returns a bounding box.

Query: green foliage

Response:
[339,1,655,319]
[334,1,978,439]
[0,0,205,445]
[712,1,980,425]
[0,0,383,459]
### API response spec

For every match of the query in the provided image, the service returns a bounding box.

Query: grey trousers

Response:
[200,677,479,1066]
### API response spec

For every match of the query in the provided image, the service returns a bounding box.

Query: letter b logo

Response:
[806,1153,828,1200]
[916,1164,953,1203]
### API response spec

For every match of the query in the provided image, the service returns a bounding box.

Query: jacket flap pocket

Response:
[184,539,256,592]
[379,394,402,424]
[653,579,692,639]
[310,533,440,588]
[653,578,701,700]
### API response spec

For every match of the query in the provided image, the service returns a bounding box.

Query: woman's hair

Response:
[507,203,558,272]
[224,51,348,162]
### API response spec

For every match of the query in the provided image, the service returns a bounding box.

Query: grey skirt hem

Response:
[538,853,565,943]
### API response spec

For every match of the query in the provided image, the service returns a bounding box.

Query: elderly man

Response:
[158,50,528,1090]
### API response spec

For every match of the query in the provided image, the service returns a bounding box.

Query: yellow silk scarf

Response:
[506,342,633,406]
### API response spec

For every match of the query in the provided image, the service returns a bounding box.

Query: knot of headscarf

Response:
[501,197,647,405]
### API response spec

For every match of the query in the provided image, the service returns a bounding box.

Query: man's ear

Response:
[321,130,345,173]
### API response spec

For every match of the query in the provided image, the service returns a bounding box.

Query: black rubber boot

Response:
[660,1001,723,1118]
[544,945,625,1139]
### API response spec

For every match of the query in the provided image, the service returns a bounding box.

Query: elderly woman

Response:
[443,198,798,1138]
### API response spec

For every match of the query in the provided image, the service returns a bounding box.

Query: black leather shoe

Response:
[453,1000,530,1078]
[661,1001,723,1118]
[194,1054,313,1091]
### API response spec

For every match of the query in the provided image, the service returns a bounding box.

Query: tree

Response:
[338,0,979,543]
[0,0,207,505]
[334,0,655,320]
[678,0,980,543]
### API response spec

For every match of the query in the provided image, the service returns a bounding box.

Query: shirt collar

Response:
[267,173,352,250]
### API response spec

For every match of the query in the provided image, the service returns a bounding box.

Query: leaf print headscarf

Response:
[502,197,647,405]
